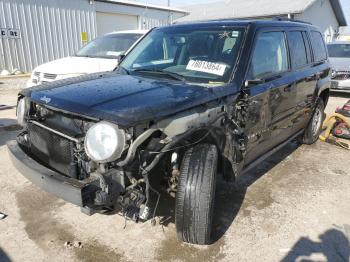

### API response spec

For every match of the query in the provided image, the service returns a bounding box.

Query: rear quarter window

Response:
[288,31,308,68]
[311,31,327,62]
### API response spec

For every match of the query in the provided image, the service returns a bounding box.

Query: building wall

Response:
[295,0,339,42]
[94,1,184,30]
[0,0,96,73]
[0,0,185,73]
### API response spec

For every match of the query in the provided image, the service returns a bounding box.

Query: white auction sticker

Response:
[186,60,227,76]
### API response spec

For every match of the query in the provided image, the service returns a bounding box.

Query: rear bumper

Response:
[7,140,95,207]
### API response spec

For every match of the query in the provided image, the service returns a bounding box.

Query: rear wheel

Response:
[175,143,218,245]
[302,98,325,144]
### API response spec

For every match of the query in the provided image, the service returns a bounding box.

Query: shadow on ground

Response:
[0,128,20,147]
[0,118,17,127]
[330,91,350,99]
[0,248,11,262]
[281,228,350,261]
[153,140,300,244]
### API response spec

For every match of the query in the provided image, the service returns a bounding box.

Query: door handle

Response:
[306,72,321,81]
[306,75,315,81]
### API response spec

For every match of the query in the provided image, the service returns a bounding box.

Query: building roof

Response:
[96,0,188,14]
[176,0,347,26]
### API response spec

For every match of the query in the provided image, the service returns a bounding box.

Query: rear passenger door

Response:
[286,29,316,131]
[243,29,297,165]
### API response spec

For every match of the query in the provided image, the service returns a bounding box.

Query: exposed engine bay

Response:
[15,93,246,223]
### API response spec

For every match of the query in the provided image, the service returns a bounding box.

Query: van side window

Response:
[311,31,327,62]
[248,31,289,79]
[288,31,308,68]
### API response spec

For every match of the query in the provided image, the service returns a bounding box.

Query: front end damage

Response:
[8,92,248,222]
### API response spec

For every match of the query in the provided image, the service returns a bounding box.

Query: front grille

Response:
[333,71,350,80]
[28,123,78,178]
[43,73,57,80]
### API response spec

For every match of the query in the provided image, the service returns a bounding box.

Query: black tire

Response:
[302,98,325,144]
[175,143,218,245]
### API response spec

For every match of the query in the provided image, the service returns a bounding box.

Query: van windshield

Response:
[76,33,143,59]
[327,44,350,58]
[120,27,245,83]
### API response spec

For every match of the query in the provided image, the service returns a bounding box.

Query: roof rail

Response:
[273,16,312,25]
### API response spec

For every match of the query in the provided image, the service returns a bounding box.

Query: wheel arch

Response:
[319,88,330,107]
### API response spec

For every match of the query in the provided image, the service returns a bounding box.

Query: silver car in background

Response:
[327,41,350,92]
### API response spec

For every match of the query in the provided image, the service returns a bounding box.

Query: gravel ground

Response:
[0,80,349,262]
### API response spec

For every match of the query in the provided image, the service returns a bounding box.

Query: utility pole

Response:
[167,0,171,24]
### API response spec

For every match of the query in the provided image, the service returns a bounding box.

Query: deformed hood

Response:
[24,72,239,126]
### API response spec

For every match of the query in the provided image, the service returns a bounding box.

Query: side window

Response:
[288,31,308,68]
[311,31,327,62]
[302,32,312,63]
[249,31,289,79]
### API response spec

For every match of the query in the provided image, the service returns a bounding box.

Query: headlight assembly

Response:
[17,98,26,126]
[84,122,126,163]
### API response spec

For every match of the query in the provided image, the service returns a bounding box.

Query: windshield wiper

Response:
[133,69,185,81]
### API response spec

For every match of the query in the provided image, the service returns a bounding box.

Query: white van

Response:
[27,30,147,87]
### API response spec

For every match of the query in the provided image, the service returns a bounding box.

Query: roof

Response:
[164,19,317,30]
[95,0,188,14]
[176,0,346,26]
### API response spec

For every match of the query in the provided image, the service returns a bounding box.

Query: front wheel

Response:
[175,144,218,245]
[302,98,325,144]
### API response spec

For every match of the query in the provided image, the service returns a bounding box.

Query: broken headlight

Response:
[84,121,126,163]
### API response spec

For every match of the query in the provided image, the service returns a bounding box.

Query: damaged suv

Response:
[8,20,330,245]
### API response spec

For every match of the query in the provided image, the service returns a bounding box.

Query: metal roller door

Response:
[96,12,138,36]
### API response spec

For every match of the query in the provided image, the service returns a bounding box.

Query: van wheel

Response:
[175,143,218,245]
[302,98,325,144]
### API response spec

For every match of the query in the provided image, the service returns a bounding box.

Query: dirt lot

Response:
[0,78,349,262]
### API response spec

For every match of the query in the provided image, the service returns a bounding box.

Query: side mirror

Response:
[117,54,126,64]
[244,78,264,88]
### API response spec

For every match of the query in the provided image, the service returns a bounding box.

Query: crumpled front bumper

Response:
[7,140,96,207]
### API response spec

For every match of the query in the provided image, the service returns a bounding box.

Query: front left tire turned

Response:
[175,143,218,245]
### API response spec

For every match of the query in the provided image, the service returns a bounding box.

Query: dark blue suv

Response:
[8,19,330,245]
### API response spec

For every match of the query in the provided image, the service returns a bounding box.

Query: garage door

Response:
[96,12,138,36]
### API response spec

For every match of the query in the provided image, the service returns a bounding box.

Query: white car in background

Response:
[327,41,350,92]
[27,30,148,87]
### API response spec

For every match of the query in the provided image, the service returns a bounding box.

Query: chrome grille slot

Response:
[43,73,57,80]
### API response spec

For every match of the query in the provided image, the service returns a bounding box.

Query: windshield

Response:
[120,27,245,83]
[327,44,350,58]
[76,33,143,59]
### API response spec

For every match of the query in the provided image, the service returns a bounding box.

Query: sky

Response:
[340,0,350,33]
